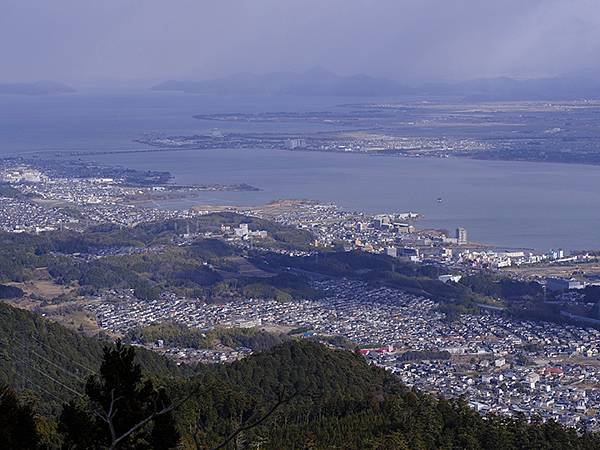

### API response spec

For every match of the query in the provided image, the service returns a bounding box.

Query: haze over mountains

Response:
[153,68,600,100]
[153,68,409,97]
[0,81,75,96]
[4,69,600,100]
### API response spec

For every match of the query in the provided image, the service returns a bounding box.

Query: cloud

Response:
[1,0,599,85]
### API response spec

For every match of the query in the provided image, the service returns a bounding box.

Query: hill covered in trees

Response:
[0,213,318,303]
[126,322,286,352]
[1,303,599,449]
[0,214,491,313]
[0,302,192,415]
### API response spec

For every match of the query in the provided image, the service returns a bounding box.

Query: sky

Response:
[2,0,600,86]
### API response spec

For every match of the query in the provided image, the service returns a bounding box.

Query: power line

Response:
[8,353,84,399]
[28,334,97,374]
[17,373,71,404]
[8,338,87,384]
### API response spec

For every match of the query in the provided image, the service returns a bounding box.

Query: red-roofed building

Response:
[377,345,394,353]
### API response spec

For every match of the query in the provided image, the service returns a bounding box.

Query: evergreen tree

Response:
[0,384,40,449]
[59,341,179,450]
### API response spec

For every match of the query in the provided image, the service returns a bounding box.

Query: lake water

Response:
[1,91,599,251]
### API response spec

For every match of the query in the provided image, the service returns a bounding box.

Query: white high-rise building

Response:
[456,227,468,245]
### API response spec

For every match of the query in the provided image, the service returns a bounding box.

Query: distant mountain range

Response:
[153,68,600,100]
[0,81,75,95]
[152,68,412,97]
[421,75,600,100]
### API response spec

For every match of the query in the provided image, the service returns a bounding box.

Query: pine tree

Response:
[59,340,179,449]
[0,384,40,449]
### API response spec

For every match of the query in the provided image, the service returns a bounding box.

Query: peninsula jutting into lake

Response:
[135,99,600,165]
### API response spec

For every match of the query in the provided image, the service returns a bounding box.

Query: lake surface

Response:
[1,91,599,251]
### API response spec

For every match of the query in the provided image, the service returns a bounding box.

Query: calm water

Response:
[1,91,599,251]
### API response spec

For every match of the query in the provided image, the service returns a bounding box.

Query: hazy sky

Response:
[2,0,600,85]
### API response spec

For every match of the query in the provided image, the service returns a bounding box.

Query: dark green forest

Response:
[126,322,286,352]
[0,214,317,302]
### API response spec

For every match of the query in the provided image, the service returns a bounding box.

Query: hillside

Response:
[0,213,317,303]
[0,303,190,414]
[185,342,600,449]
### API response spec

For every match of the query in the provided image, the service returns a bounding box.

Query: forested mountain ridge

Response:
[0,302,192,414]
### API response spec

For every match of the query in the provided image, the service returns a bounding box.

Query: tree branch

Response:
[108,388,196,450]
[209,392,299,450]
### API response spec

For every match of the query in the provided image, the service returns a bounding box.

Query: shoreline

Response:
[43,142,600,171]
